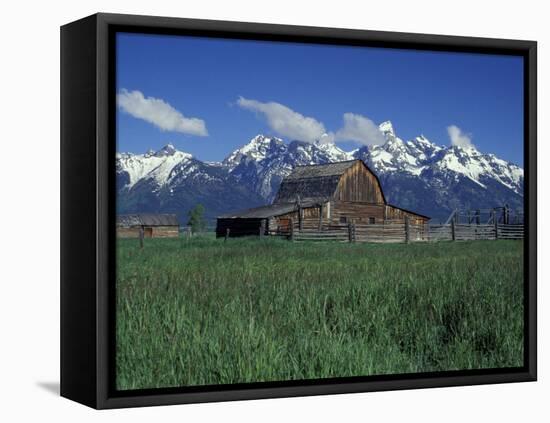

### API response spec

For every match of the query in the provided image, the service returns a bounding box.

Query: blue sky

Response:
[116,32,524,166]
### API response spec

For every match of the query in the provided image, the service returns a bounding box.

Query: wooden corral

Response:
[216,160,429,238]
[117,214,179,238]
[291,221,524,243]
[445,206,524,226]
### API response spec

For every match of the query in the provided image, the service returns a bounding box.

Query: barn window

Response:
[339,216,348,224]
[369,217,376,224]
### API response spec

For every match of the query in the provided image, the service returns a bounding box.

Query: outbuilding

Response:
[116,213,179,238]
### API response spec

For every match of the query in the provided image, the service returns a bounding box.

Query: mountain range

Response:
[116,121,524,224]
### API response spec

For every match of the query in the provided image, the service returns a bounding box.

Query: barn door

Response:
[143,227,153,238]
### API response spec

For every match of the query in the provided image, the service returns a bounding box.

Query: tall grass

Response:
[116,236,524,390]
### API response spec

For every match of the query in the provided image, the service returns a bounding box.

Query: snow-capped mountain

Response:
[353,124,522,195]
[116,122,524,223]
[357,121,433,176]
[116,144,264,223]
[116,143,193,191]
[223,134,352,200]
[351,122,523,219]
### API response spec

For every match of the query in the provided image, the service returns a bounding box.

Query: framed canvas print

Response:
[60,13,537,409]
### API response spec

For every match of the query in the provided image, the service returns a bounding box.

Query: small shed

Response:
[116,214,179,238]
[217,201,320,237]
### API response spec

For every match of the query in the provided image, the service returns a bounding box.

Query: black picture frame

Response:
[60,12,537,409]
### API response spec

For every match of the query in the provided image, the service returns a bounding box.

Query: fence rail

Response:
[497,224,524,240]
[288,221,524,244]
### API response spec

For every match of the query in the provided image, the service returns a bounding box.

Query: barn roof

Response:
[218,200,321,219]
[387,204,431,220]
[283,160,357,179]
[273,159,384,204]
[116,213,179,227]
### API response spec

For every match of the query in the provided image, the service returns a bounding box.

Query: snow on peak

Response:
[379,121,409,153]
[223,134,285,167]
[117,145,192,188]
[315,140,354,162]
[243,134,280,151]
[413,135,434,146]
[406,135,442,160]
[353,123,521,188]
[379,121,395,136]
[433,145,523,193]
[251,134,273,143]
[155,143,178,157]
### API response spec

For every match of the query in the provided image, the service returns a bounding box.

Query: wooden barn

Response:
[116,214,179,238]
[216,160,429,237]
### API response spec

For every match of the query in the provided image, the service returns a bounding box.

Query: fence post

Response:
[494,218,498,240]
[139,226,144,249]
[259,219,266,238]
[504,204,509,225]
[348,223,355,243]
[318,203,324,231]
[422,222,430,241]
[405,216,410,244]
[289,218,294,241]
[225,228,230,242]
[451,219,456,241]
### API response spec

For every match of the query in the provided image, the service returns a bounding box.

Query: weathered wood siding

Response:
[270,201,430,229]
[273,202,331,229]
[384,205,428,225]
[270,211,298,232]
[151,226,179,238]
[334,161,384,203]
[330,201,386,224]
[116,225,179,238]
[116,227,141,238]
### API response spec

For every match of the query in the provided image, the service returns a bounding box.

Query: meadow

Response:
[116,236,524,390]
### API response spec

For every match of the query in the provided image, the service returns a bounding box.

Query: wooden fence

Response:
[494,224,524,240]
[428,222,524,241]
[288,219,524,243]
[428,223,496,241]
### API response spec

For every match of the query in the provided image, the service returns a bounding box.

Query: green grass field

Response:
[116,236,524,390]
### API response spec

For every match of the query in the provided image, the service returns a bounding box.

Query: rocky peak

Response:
[379,120,395,137]
[154,143,177,157]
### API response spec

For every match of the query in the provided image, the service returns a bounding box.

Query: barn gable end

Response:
[334,160,385,204]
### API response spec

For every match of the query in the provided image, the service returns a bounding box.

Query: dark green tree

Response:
[187,204,207,234]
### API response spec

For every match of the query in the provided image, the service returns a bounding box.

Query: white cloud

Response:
[117,89,208,136]
[447,125,474,149]
[236,98,387,147]
[237,97,326,143]
[334,113,386,146]
[317,132,336,145]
